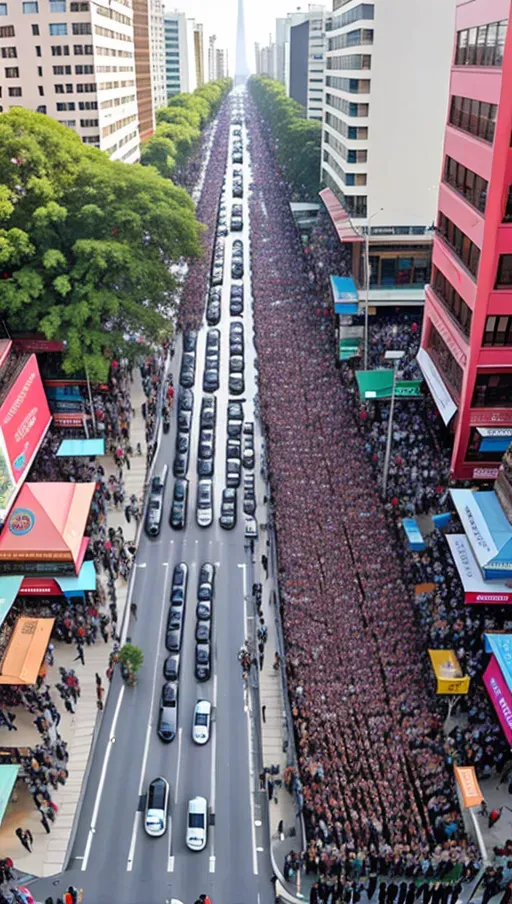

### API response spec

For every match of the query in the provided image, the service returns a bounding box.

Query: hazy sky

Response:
[164,0,306,73]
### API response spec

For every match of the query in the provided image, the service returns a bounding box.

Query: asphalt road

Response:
[28,90,277,904]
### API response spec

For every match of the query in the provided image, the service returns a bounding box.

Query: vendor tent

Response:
[0,482,95,575]
[454,766,483,809]
[356,370,423,400]
[330,276,359,315]
[446,534,512,604]
[0,616,54,684]
[0,764,19,825]
[428,649,470,694]
[57,439,105,457]
[450,489,512,580]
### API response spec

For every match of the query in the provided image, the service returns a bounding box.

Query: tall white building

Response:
[164,10,196,98]
[287,6,325,121]
[208,33,216,82]
[0,0,140,162]
[149,0,166,112]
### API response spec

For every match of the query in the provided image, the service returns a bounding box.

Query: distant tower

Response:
[234,0,249,86]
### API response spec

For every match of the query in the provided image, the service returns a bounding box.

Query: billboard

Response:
[0,355,52,521]
[483,657,512,747]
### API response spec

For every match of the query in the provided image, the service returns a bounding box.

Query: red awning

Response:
[20,578,62,596]
[319,188,364,243]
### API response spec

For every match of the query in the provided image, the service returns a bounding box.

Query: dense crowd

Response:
[245,97,482,881]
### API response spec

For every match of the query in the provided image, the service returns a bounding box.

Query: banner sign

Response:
[454,766,484,809]
[484,657,512,746]
[403,518,426,550]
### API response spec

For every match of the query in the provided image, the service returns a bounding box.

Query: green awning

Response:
[0,764,19,825]
[0,576,23,628]
[356,370,423,400]
[339,338,361,360]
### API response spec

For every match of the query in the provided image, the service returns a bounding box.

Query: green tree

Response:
[119,643,144,684]
[0,109,202,380]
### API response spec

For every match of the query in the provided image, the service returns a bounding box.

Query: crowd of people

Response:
[245,96,484,882]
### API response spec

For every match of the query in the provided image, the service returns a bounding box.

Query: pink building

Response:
[418,0,512,481]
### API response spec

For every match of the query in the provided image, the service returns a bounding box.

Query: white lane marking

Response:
[247,698,259,876]
[126,811,139,872]
[257,846,264,852]
[137,563,147,569]
[81,684,125,870]
[168,855,175,873]
[125,562,171,871]
[209,855,216,873]
[174,727,183,805]
[208,668,218,868]
[167,817,173,871]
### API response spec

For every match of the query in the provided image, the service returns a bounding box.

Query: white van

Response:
[144,777,170,837]
[186,796,208,851]
[192,699,212,745]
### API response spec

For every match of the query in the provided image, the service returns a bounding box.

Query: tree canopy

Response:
[248,76,321,198]
[142,78,232,179]
[0,108,202,380]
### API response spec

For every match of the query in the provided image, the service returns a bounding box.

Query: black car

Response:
[233,181,243,198]
[203,369,219,393]
[196,599,211,621]
[207,300,221,325]
[195,620,211,643]
[173,449,189,478]
[144,466,168,538]
[199,562,215,589]
[195,642,211,681]
[163,654,180,681]
[231,260,244,279]
[197,457,214,478]
[166,613,184,652]
[230,322,244,338]
[219,487,237,530]
[170,562,188,606]
[227,419,242,439]
[176,432,189,455]
[180,352,196,389]
[177,410,192,433]
[229,373,245,395]
[230,355,244,374]
[206,329,220,352]
[201,396,216,429]
[232,152,243,164]
[179,388,194,412]
[170,478,188,530]
[167,606,182,631]
[230,339,244,357]
[158,683,178,742]
[227,438,241,460]
[199,428,214,460]
[226,458,241,488]
[228,401,244,421]
[184,331,198,353]
[242,435,255,469]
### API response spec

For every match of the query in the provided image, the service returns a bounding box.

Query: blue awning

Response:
[484,634,512,690]
[330,276,359,315]
[57,439,105,457]
[451,489,512,580]
[402,518,426,551]
[480,437,511,453]
[57,559,96,594]
[0,764,19,825]
[0,576,23,628]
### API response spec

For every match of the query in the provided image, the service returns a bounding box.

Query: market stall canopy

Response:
[0,616,54,684]
[57,439,104,458]
[446,534,512,604]
[450,489,512,581]
[416,348,457,425]
[319,188,363,243]
[483,650,512,746]
[402,518,426,551]
[356,370,423,400]
[0,482,95,575]
[0,575,23,627]
[19,560,97,596]
[428,649,470,694]
[485,634,512,688]
[0,763,19,825]
[330,276,359,315]
[454,766,483,809]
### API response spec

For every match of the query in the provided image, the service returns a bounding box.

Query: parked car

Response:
[144,466,168,537]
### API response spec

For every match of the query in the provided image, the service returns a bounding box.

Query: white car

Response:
[186,796,208,851]
[192,699,212,745]
[144,777,170,837]
[196,478,213,528]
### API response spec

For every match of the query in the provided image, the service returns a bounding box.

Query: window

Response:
[1,46,16,57]
[75,63,93,73]
[5,67,19,77]
[54,83,64,93]
[473,373,512,407]
[72,21,91,33]
[37,65,42,75]
[449,94,497,143]
[58,119,75,126]
[73,44,93,54]
[56,101,75,109]
[22,2,39,12]
[484,315,512,346]
[80,117,98,126]
[82,134,99,143]
[437,212,481,278]
[78,100,97,109]
[51,44,69,55]
[331,3,374,29]
[327,54,371,71]
[0,3,7,13]
[70,2,89,9]
[8,86,22,96]
[65,82,73,92]
[53,64,71,74]
[35,44,41,55]
[455,19,507,67]
[32,22,39,33]
[0,24,14,35]
[49,0,66,9]
[444,155,488,212]
[432,267,472,337]
[428,326,463,395]
[38,85,44,95]
[49,23,67,34]
[76,81,96,92]
[495,254,512,287]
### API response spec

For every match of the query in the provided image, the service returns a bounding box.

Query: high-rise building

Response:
[193,21,204,87]
[0,0,140,162]
[133,0,155,141]
[208,34,216,82]
[253,35,276,78]
[164,10,196,99]
[288,6,325,121]
[215,48,228,80]
[149,0,166,113]
[320,0,456,310]
[418,0,512,481]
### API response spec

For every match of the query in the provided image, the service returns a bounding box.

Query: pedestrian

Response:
[15,828,31,852]
[96,698,103,712]
[131,602,137,620]
[268,778,274,801]
[73,643,85,666]
[262,704,266,723]
[95,672,102,687]
[41,813,51,834]
[489,807,503,828]
[25,828,33,848]
[277,818,284,839]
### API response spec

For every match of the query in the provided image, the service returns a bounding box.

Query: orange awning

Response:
[319,188,364,243]
[0,617,54,685]
[454,766,484,809]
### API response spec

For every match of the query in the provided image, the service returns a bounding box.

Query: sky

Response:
[164,0,306,73]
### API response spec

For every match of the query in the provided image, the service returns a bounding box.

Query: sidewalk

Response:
[0,372,149,878]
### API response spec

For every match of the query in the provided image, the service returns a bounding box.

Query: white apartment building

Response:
[0,0,140,162]
[164,10,196,98]
[208,33,216,82]
[215,47,228,80]
[149,0,166,112]
[287,6,325,120]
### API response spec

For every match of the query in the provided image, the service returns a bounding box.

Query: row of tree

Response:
[0,86,230,380]
[248,76,321,198]
[141,79,232,180]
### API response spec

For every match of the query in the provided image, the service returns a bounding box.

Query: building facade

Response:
[419,0,512,480]
[215,48,228,80]
[288,7,325,121]
[193,21,204,87]
[208,34,216,82]
[132,0,154,140]
[164,10,196,98]
[0,0,140,162]
[149,0,166,113]
[320,0,457,308]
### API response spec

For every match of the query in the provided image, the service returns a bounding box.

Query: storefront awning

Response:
[53,412,85,428]
[484,634,512,689]
[454,766,484,809]
[19,560,97,597]
[0,764,19,825]
[416,348,457,425]
[483,655,512,746]
[450,489,512,580]
[330,276,359,315]
[0,616,54,684]
[57,439,104,457]
[402,518,426,551]
[428,649,470,694]
[446,534,512,604]
[356,370,423,400]
[319,188,364,243]
[0,576,24,628]
[339,338,361,360]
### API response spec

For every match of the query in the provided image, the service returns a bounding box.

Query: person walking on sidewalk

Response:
[15,828,31,852]
[73,643,85,666]
[41,812,51,834]
[489,807,503,828]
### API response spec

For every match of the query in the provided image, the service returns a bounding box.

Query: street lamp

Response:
[382,348,405,498]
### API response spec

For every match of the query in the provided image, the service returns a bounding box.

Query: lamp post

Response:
[363,207,383,371]
[382,348,405,499]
